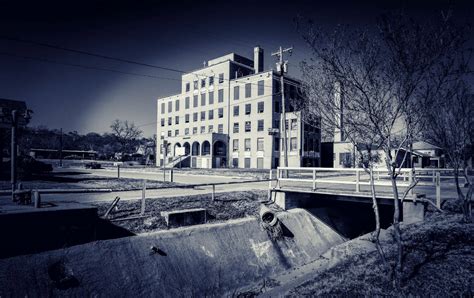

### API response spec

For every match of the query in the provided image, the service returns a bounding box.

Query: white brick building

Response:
[156,47,320,169]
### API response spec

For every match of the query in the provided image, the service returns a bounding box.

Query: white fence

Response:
[270,167,472,208]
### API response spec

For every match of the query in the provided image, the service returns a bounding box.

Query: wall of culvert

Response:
[0,208,345,297]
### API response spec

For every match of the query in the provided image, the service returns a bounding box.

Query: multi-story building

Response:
[156,47,321,169]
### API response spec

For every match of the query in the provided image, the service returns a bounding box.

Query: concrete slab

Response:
[0,208,345,297]
[160,208,207,227]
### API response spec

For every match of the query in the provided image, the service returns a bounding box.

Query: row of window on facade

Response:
[184,75,266,95]
[184,73,225,92]
[231,137,298,152]
[162,81,268,114]
[160,101,269,127]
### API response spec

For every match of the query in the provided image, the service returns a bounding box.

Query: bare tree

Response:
[110,119,142,156]
[423,84,473,222]
[297,11,468,287]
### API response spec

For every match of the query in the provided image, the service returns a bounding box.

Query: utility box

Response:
[161,208,207,228]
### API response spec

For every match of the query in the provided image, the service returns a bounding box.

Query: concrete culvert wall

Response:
[0,208,346,297]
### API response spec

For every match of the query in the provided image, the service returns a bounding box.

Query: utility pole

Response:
[272,46,293,172]
[11,110,17,201]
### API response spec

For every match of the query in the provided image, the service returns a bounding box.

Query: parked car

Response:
[85,162,101,169]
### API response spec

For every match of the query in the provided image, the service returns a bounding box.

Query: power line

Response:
[0,51,182,81]
[0,35,185,74]
[0,35,283,90]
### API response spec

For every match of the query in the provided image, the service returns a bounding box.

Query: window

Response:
[244,138,251,151]
[257,138,264,151]
[185,128,189,135]
[193,127,198,135]
[273,119,280,129]
[201,126,206,133]
[201,93,206,106]
[232,158,239,168]
[233,106,239,116]
[234,86,240,100]
[218,73,224,83]
[244,158,251,168]
[168,130,172,137]
[209,76,214,85]
[274,137,280,151]
[339,153,352,166]
[290,137,298,151]
[258,80,264,96]
[257,158,264,169]
[245,83,251,98]
[175,116,179,124]
[257,120,264,131]
[185,82,190,92]
[161,102,165,114]
[218,108,224,118]
[208,125,214,133]
[291,119,297,130]
[233,122,239,133]
[257,101,264,113]
[274,101,281,113]
[208,110,214,120]
[185,114,190,123]
[209,91,214,104]
[193,80,198,89]
[193,95,198,108]
[201,79,206,88]
[245,103,251,115]
[218,124,223,133]
[218,89,224,103]
[201,111,206,121]
[185,97,190,109]
[175,99,180,111]
[193,112,198,122]
[175,129,179,136]
[168,101,172,113]
[160,118,165,127]
[168,117,172,125]
[274,80,281,93]
[245,121,251,132]
[285,120,289,130]
[233,139,239,151]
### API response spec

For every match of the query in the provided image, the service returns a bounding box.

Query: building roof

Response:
[412,141,441,151]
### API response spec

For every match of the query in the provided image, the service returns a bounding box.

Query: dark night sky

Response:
[0,0,472,137]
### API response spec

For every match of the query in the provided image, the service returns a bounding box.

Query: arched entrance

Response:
[191,142,200,156]
[201,141,211,156]
[213,141,227,168]
[183,142,191,155]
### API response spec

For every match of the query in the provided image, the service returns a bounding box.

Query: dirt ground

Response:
[93,190,269,234]
[287,202,474,296]
[0,177,178,191]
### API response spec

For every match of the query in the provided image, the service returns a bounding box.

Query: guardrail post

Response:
[377,170,380,181]
[117,165,120,179]
[312,169,316,191]
[212,184,216,201]
[436,172,441,209]
[141,179,146,215]
[356,169,360,192]
[268,170,273,199]
[170,168,174,182]
[276,168,281,189]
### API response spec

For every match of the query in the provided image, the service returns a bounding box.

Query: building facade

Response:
[156,47,320,169]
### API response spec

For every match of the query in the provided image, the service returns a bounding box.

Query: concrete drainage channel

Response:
[0,207,346,296]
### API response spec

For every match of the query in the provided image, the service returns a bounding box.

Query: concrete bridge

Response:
[268,167,470,237]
